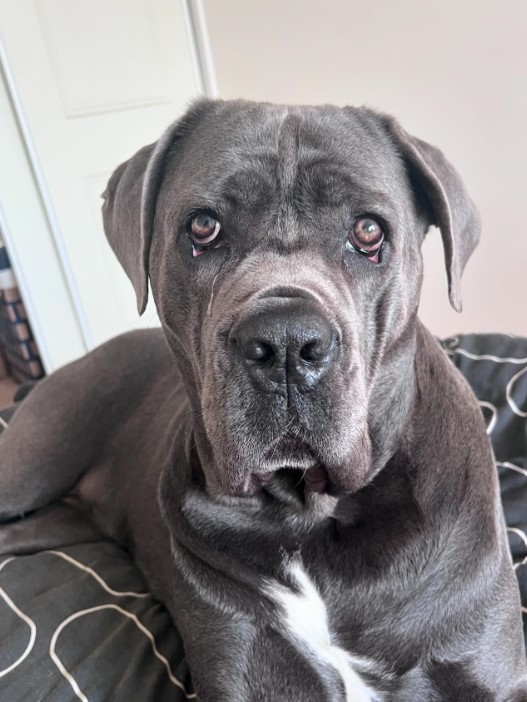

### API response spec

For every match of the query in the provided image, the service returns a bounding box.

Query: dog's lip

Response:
[262,435,316,461]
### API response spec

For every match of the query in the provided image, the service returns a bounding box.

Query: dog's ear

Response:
[382,117,481,312]
[101,99,213,314]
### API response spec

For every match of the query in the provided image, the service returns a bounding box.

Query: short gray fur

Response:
[0,100,525,701]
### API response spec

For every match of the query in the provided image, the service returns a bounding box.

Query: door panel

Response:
[0,0,202,350]
[35,0,170,117]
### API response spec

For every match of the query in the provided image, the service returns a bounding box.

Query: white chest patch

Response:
[263,561,384,702]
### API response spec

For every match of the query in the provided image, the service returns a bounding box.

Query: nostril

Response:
[244,340,274,364]
[299,339,331,363]
[299,341,319,363]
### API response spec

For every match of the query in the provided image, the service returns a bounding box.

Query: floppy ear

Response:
[101,99,213,314]
[382,117,481,312]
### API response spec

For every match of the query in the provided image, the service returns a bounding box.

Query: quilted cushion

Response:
[442,333,527,635]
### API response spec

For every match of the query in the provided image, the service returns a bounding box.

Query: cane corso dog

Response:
[1,100,526,701]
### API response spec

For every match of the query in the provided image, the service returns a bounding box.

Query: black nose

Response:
[232,303,338,392]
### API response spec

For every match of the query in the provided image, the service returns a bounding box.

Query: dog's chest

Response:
[176,479,426,699]
[262,559,389,701]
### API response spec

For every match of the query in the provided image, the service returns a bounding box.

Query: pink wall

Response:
[203,0,527,336]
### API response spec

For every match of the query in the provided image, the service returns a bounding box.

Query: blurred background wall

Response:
[203,0,527,337]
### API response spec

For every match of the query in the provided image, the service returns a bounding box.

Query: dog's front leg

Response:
[170,593,350,702]
[0,366,96,524]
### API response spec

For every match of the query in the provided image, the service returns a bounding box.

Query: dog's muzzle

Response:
[227,298,342,499]
[231,299,339,394]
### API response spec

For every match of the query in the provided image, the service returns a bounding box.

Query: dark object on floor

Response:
[0,246,45,383]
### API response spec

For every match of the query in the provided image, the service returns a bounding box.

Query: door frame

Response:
[0,0,217,373]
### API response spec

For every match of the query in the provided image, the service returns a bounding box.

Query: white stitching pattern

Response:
[49,604,196,701]
[453,348,527,364]
[0,558,37,679]
[43,550,150,598]
[479,401,497,435]
[506,366,527,418]
[0,550,194,699]
[497,461,527,478]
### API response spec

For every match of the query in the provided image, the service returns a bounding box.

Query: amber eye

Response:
[348,217,385,261]
[187,212,223,257]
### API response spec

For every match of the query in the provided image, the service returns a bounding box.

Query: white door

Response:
[0,0,205,358]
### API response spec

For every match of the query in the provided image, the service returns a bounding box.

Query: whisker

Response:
[292,465,309,490]
[267,416,296,465]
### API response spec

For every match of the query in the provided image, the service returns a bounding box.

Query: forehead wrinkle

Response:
[274,115,400,221]
[220,162,277,211]
[277,110,301,200]
[292,161,401,230]
[170,160,278,222]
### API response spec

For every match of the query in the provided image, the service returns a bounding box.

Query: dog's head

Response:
[102,100,479,500]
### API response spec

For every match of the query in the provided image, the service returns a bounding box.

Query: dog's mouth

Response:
[269,465,330,494]
[247,436,335,500]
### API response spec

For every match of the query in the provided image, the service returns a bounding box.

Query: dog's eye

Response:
[348,217,385,263]
[187,212,223,257]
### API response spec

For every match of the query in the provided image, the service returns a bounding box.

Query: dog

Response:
[1,99,526,701]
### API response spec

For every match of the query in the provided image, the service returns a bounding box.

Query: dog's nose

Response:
[233,304,338,391]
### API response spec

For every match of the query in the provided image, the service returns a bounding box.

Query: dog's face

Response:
[103,100,479,500]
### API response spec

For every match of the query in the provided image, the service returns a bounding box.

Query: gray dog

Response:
[1,100,526,701]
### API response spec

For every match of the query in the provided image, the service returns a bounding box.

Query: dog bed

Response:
[0,333,526,702]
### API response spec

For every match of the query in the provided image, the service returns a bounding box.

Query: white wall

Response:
[202,0,527,337]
